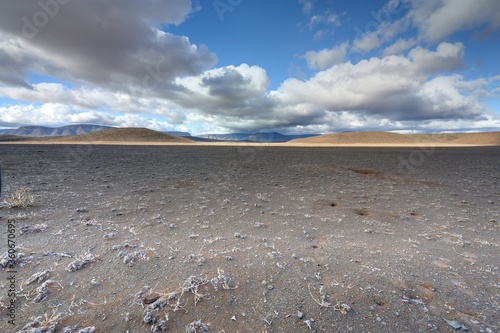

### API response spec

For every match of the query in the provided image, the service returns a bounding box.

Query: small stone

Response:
[340,303,351,313]
[266,284,274,290]
[231,315,236,321]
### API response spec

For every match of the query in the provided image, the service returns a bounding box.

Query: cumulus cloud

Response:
[409,42,465,74]
[304,42,349,70]
[0,103,183,131]
[171,64,327,132]
[0,82,185,119]
[0,0,216,91]
[174,64,271,113]
[409,0,500,42]
[352,34,381,53]
[277,43,482,121]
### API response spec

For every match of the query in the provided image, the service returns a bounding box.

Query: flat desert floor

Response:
[0,144,499,332]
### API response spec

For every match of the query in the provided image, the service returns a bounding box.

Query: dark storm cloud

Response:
[201,67,251,99]
[173,64,274,113]
[0,0,217,90]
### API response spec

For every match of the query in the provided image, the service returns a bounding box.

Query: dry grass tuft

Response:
[185,320,210,333]
[138,270,235,332]
[308,284,351,314]
[66,253,94,272]
[3,188,34,208]
[18,312,63,333]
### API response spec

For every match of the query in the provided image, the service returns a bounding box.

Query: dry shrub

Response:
[3,188,34,208]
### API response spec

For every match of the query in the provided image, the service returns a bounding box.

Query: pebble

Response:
[267,284,274,290]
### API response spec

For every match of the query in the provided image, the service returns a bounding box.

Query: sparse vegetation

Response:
[3,187,34,208]
[18,313,62,333]
[137,270,235,331]
[66,253,94,272]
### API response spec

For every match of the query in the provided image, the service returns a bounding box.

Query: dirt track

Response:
[1,144,499,332]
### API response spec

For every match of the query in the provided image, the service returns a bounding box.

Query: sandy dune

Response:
[0,127,194,145]
[288,131,500,146]
[46,127,194,143]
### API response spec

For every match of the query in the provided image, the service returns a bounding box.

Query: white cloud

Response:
[277,43,480,121]
[417,76,483,118]
[352,0,500,54]
[383,38,417,56]
[409,42,465,74]
[352,18,410,53]
[300,4,342,41]
[409,0,500,42]
[352,33,381,53]
[0,103,181,131]
[298,0,313,15]
[308,12,341,29]
[304,42,349,70]
[0,82,184,119]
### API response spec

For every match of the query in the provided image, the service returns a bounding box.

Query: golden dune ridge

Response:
[287,131,500,146]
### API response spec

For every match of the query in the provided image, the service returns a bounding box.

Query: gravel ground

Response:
[0,144,499,332]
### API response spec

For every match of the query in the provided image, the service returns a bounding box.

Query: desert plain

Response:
[0,135,499,332]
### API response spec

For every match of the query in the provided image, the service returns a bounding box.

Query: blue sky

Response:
[0,0,499,134]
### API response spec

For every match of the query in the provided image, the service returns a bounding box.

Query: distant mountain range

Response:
[198,132,319,142]
[0,125,113,137]
[0,125,320,142]
[0,125,191,138]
